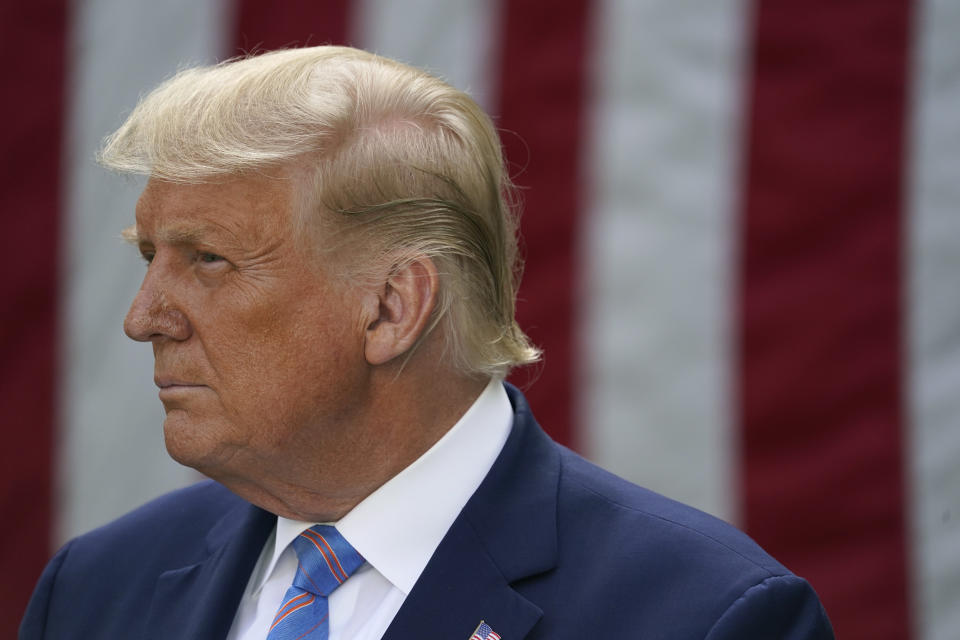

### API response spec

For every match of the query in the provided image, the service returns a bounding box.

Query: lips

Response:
[154,374,210,393]
[156,377,208,404]
[155,376,202,389]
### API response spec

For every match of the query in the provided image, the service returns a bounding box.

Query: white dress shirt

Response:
[226,378,513,640]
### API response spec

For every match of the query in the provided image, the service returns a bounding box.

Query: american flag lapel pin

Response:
[469,620,502,640]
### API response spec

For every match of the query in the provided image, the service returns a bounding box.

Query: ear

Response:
[363,255,440,366]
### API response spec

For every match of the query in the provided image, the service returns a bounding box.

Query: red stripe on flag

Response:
[0,1,67,633]
[739,3,913,638]
[499,0,593,450]
[232,0,352,53]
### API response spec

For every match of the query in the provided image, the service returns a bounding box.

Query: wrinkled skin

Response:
[125,170,482,520]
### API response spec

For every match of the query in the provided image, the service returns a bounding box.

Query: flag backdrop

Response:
[3,1,959,638]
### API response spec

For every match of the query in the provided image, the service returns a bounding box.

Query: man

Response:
[22,46,833,639]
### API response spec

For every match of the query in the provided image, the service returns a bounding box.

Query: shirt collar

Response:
[256,378,513,595]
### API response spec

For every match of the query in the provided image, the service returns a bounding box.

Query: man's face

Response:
[125,172,372,494]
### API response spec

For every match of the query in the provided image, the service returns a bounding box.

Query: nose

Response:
[124,266,192,342]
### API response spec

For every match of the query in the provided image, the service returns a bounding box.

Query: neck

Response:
[215,338,489,522]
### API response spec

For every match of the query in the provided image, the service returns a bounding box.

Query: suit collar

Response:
[459,384,559,581]
[144,496,275,640]
[382,383,559,640]
[335,377,514,596]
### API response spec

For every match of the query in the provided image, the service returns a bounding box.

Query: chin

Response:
[162,412,234,473]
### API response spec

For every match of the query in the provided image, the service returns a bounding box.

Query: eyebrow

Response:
[121,225,138,245]
[121,224,219,247]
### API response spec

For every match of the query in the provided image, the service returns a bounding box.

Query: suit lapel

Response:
[144,498,274,640]
[383,384,560,640]
[381,522,543,640]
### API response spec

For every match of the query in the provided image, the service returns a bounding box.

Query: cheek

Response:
[209,294,366,420]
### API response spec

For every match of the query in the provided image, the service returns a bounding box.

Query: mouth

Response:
[155,376,208,402]
[155,376,203,389]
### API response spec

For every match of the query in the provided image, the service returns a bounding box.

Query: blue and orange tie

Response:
[266,525,365,640]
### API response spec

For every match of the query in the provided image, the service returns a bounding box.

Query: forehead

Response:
[133,171,299,244]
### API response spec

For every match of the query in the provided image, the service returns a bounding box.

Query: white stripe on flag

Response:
[907,1,960,638]
[580,0,750,522]
[351,0,502,112]
[58,0,231,543]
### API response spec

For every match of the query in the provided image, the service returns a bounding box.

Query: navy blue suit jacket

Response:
[22,385,834,639]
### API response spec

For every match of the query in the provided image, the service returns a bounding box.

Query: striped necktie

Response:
[266,525,365,640]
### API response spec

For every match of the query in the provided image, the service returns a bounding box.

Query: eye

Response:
[139,250,155,264]
[198,252,225,264]
[194,252,231,273]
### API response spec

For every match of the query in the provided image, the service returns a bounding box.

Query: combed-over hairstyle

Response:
[100,46,540,378]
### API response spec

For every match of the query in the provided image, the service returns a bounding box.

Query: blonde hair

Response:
[100,46,540,378]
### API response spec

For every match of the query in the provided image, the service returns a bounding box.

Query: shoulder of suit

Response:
[90,479,241,533]
[553,445,790,578]
[62,480,247,564]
